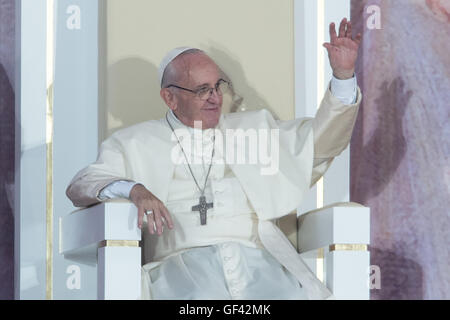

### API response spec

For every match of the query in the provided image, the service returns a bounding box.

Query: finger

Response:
[338,18,347,38]
[146,211,155,234]
[160,205,174,229]
[153,209,164,235]
[329,22,337,43]
[322,43,331,52]
[355,33,362,45]
[138,206,144,229]
[346,21,352,38]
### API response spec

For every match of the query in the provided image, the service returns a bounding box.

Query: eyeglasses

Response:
[165,79,231,101]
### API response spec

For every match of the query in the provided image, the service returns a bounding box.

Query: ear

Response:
[160,88,178,111]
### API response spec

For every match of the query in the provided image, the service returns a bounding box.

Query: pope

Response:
[66,18,362,300]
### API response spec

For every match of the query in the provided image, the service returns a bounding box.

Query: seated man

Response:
[66,18,362,300]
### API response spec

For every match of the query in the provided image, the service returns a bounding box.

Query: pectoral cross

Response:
[192,195,213,225]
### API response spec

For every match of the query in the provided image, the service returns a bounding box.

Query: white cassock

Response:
[66,77,361,300]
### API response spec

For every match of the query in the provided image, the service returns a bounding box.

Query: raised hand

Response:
[323,18,362,80]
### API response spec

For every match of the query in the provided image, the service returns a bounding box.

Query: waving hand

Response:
[323,18,362,80]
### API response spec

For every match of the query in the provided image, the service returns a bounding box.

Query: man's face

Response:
[164,53,223,129]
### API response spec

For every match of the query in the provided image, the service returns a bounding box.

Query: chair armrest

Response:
[60,199,141,260]
[297,201,370,253]
[60,200,142,299]
[297,202,371,299]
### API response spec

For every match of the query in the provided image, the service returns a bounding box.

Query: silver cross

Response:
[192,195,214,225]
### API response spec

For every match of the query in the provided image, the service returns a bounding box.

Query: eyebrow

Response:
[193,79,223,90]
[193,83,210,90]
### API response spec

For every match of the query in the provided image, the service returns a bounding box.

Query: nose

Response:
[207,87,221,104]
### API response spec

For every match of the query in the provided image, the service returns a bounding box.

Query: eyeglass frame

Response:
[164,78,231,100]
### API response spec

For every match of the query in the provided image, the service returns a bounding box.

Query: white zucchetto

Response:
[158,46,196,87]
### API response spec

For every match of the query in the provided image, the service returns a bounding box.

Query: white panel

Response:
[322,0,351,205]
[295,0,319,216]
[15,0,48,300]
[294,0,318,118]
[295,0,352,214]
[324,147,350,204]
[15,0,102,300]
[98,247,141,300]
[53,0,100,299]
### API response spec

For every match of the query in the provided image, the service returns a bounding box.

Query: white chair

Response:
[60,200,370,299]
[279,201,370,299]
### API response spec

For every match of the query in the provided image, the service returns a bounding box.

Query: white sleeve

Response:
[330,74,357,105]
[98,180,138,200]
